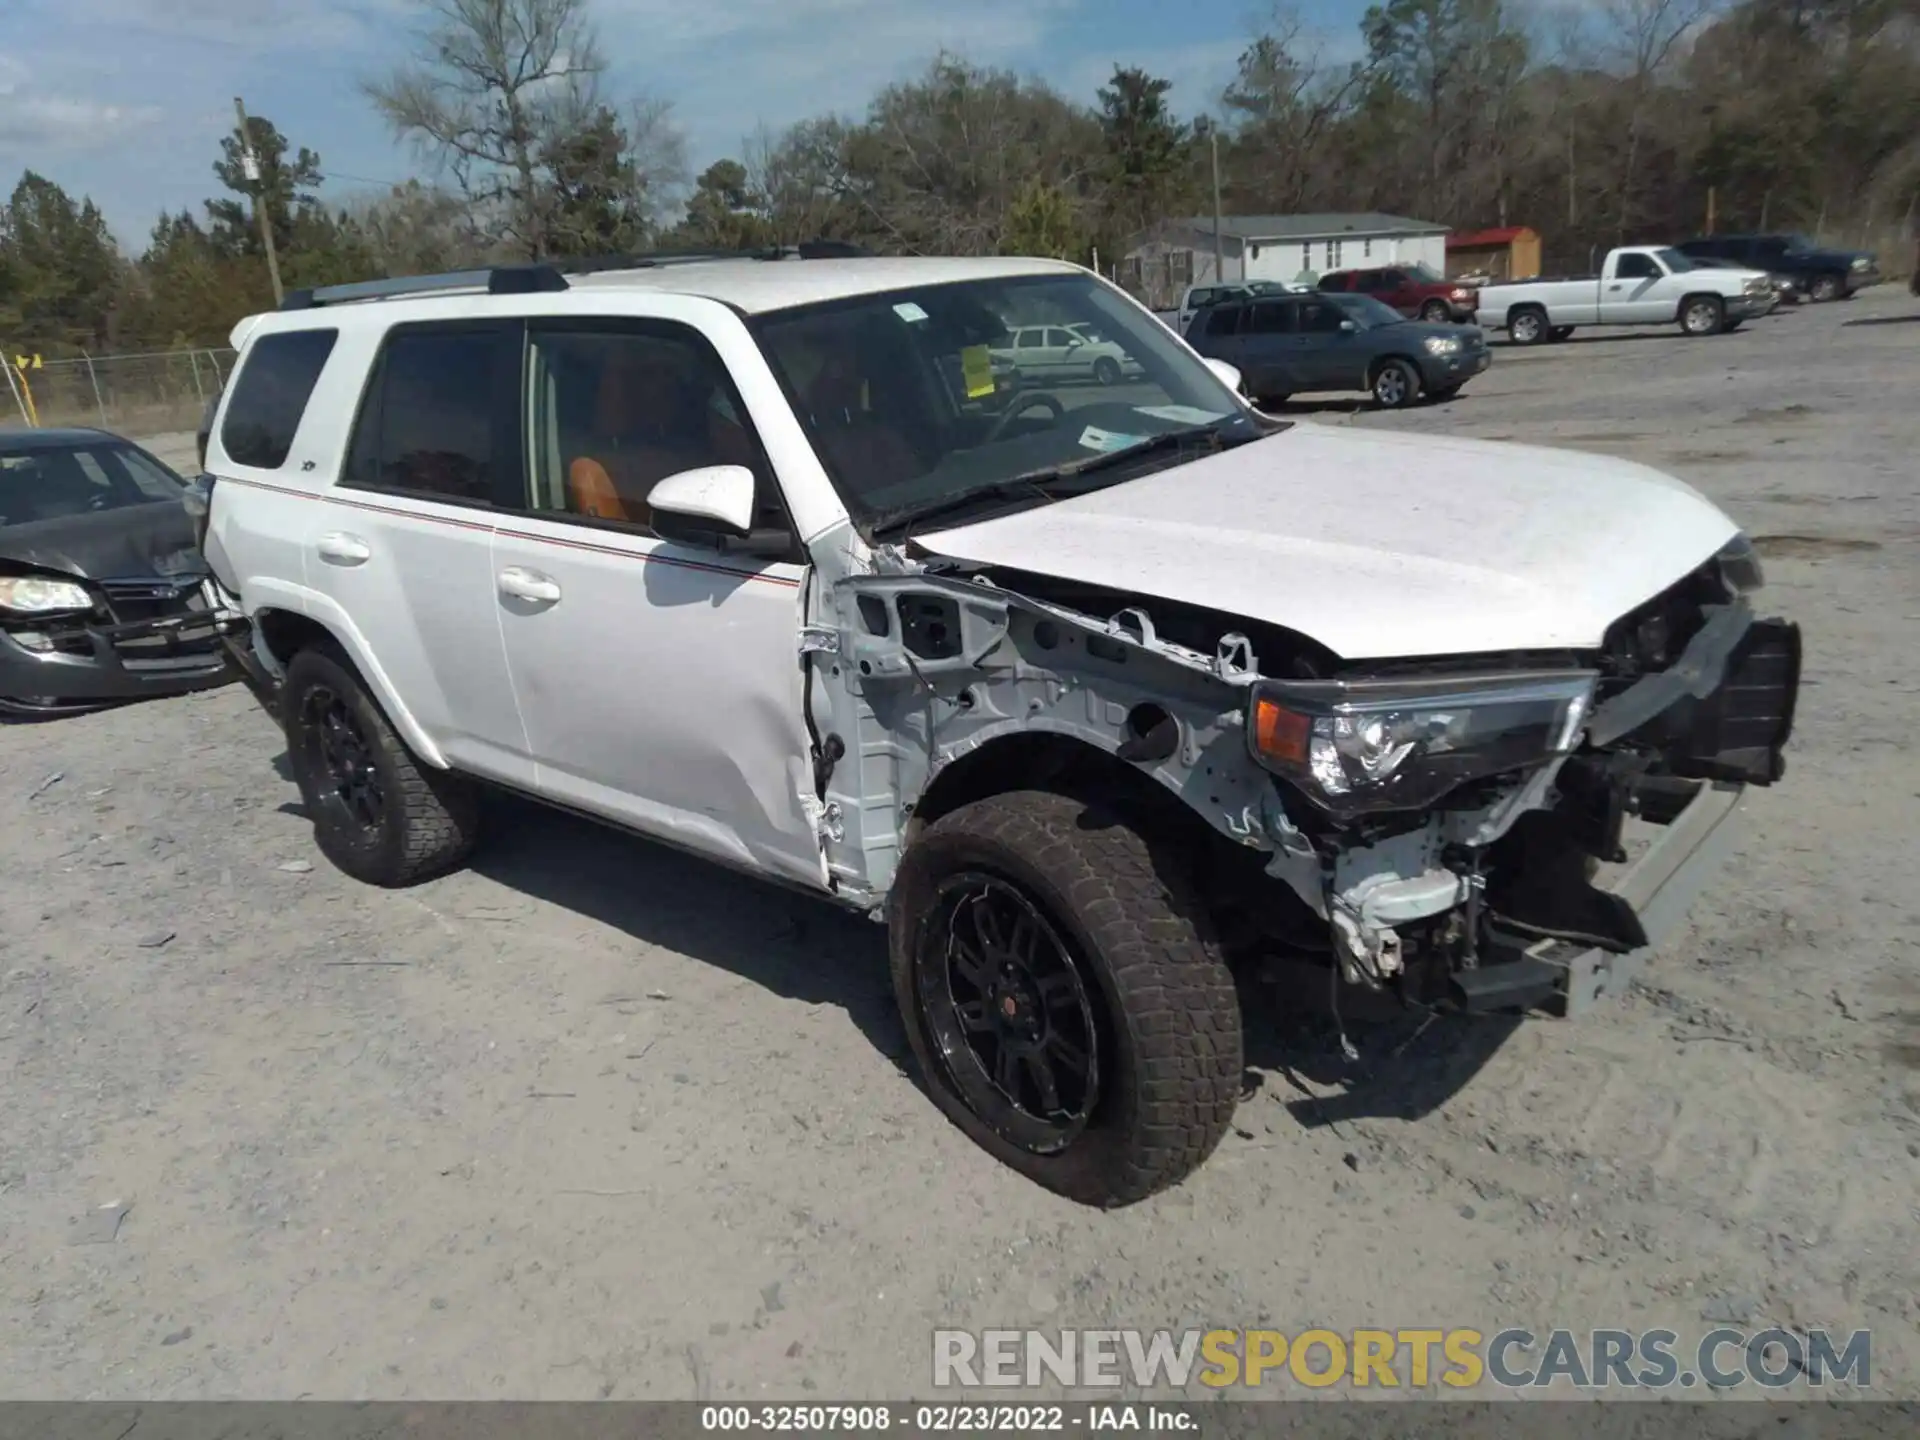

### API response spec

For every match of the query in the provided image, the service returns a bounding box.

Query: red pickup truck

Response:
[1318,263,1480,323]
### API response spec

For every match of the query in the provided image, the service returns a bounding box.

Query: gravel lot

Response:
[3,289,1917,1401]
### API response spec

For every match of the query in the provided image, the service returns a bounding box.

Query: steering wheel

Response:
[984,391,1066,443]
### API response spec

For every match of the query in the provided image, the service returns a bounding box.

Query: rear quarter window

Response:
[220,328,339,470]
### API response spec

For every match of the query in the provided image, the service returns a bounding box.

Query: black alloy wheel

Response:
[915,872,1101,1155]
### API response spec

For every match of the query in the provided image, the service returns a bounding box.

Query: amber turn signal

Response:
[1252,695,1310,765]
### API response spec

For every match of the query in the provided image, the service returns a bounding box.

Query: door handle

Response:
[316,532,370,565]
[497,566,561,604]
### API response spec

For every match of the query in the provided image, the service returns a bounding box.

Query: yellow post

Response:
[12,354,42,427]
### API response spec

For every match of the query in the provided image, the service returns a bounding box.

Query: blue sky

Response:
[0,0,1374,250]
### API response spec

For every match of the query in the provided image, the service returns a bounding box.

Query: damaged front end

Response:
[806,530,1797,1018]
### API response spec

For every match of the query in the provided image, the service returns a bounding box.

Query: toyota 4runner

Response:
[192,249,1801,1207]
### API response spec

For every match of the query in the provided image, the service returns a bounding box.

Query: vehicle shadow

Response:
[467,790,909,1064]
[1842,313,1920,328]
[1238,961,1523,1128]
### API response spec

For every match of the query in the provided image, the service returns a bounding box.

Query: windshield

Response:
[753,272,1262,535]
[0,441,186,528]
[1783,233,1817,252]
[1403,262,1446,283]
[1324,292,1406,328]
[1654,247,1698,272]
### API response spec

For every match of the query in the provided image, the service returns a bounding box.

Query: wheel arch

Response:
[908,729,1223,855]
[249,594,448,768]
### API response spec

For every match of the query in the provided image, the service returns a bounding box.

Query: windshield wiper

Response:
[868,475,1058,542]
[1003,421,1237,489]
[868,421,1246,544]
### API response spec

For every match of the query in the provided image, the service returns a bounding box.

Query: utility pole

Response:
[1195,120,1225,284]
[234,96,284,306]
[1706,186,1717,236]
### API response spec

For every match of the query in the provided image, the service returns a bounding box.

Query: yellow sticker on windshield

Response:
[960,344,995,399]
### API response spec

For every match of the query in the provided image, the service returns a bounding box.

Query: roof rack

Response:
[276,240,875,311]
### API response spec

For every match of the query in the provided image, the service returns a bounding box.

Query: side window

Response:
[343,322,520,506]
[1204,304,1243,337]
[523,323,787,538]
[1245,302,1293,335]
[1298,300,1346,334]
[1016,330,1042,350]
[1615,252,1658,280]
[220,328,338,470]
[1044,327,1073,348]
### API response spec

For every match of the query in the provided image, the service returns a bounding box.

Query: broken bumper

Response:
[1454,609,1800,1016]
[1453,777,1748,1016]
[0,602,238,714]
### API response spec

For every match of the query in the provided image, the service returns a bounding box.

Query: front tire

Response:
[1507,306,1549,345]
[1809,274,1842,302]
[1419,300,1450,323]
[888,791,1242,1207]
[1370,357,1421,408]
[1680,294,1725,336]
[283,645,480,887]
[1092,356,1121,386]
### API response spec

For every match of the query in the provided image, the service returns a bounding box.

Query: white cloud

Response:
[0,54,163,152]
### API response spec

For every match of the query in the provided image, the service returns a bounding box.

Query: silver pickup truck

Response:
[1476,245,1773,344]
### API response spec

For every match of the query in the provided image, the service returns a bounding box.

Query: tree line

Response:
[3,0,1916,358]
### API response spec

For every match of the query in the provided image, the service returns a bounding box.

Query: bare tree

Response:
[363,0,609,257]
[1600,0,1721,238]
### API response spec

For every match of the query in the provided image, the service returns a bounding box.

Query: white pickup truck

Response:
[1476,245,1773,344]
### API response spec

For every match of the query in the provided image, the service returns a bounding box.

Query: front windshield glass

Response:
[0,442,185,528]
[753,272,1262,535]
[1404,262,1445,283]
[1325,292,1406,328]
[1783,233,1817,251]
[1655,247,1698,272]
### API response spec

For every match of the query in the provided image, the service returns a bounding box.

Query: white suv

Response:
[195,249,1800,1206]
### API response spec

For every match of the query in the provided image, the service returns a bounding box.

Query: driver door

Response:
[1293,297,1362,388]
[488,316,825,889]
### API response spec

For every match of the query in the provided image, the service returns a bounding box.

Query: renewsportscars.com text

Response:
[933,1327,1872,1391]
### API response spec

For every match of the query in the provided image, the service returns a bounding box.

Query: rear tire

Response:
[888,791,1242,1207]
[1370,357,1421,408]
[1419,300,1450,323]
[1507,306,1549,345]
[1680,294,1726,336]
[283,645,480,887]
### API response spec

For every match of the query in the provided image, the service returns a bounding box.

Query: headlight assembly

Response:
[1248,671,1596,818]
[0,575,93,614]
[1422,335,1461,356]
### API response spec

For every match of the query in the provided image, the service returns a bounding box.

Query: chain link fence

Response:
[5,347,238,437]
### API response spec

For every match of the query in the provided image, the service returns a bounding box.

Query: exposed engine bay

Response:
[803,531,1799,1016]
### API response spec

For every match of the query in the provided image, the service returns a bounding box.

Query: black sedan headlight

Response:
[1248,671,1596,818]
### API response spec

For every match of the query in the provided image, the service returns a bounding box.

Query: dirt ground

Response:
[3,289,1917,1402]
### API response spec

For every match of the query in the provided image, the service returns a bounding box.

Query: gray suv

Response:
[1186,290,1490,408]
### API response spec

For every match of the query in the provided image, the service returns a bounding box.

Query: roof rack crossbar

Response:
[276,239,874,310]
[279,264,568,310]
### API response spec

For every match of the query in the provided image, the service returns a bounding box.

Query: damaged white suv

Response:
[194,248,1800,1206]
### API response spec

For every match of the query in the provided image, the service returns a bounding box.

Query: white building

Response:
[1120,213,1451,307]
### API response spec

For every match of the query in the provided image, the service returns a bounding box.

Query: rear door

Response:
[1362,269,1412,315]
[1237,300,1299,395]
[317,319,534,785]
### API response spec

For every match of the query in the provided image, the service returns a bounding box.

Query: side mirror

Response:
[1202,357,1244,394]
[1339,319,1359,334]
[646,464,757,549]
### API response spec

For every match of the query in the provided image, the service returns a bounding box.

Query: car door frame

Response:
[315,315,539,788]
[486,310,826,891]
[1603,251,1668,323]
